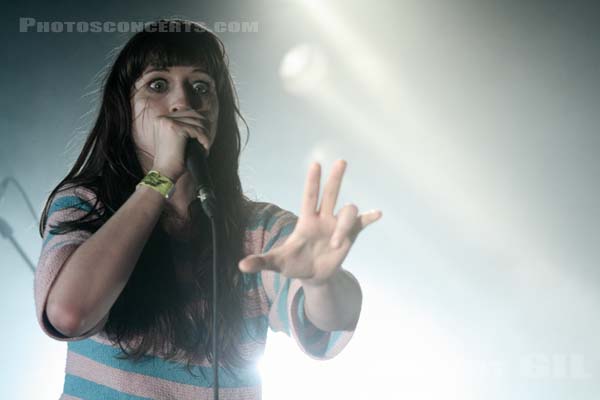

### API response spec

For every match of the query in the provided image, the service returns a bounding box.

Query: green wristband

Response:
[137,170,176,199]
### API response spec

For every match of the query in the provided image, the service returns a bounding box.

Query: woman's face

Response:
[130,64,219,171]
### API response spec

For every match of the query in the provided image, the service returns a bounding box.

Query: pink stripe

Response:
[261,270,287,333]
[34,243,93,342]
[260,270,276,303]
[243,228,264,255]
[242,203,297,258]
[66,351,261,399]
[51,185,98,203]
[262,211,296,252]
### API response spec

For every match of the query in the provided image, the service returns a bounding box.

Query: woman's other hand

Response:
[238,160,382,287]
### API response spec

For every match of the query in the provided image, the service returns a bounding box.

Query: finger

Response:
[238,252,282,274]
[165,110,209,121]
[166,118,211,149]
[301,162,321,218]
[163,116,209,132]
[170,118,211,141]
[162,112,208,122]
[330,204,359,248]
[171,118,211,141]
[318,159,347,217]
[357,210,383,230]
[349,210,383,241]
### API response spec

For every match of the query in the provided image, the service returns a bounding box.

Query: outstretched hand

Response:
[238,160,382,287]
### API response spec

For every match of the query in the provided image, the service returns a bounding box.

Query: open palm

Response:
[239,160,382,286]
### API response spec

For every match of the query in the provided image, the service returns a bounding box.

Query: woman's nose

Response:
[169,84,205,113]
[170,103,188,113]
[169,93,191,113]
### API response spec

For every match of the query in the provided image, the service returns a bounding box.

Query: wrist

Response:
[135,182,168,203]
[300,267,344,289]
[150,164,180,183]
[138,169,176,199]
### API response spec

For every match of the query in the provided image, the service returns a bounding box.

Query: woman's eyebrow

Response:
[142,67,209,76]
[143,67,168,76]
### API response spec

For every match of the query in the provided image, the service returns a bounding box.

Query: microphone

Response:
[185,140,217,218]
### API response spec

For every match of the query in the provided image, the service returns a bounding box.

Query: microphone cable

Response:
[185,140,220,400]
[208,212,220,400]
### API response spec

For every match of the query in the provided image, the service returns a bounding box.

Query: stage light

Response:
[279,43,328,95]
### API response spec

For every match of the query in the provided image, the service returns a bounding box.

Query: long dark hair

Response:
[38,18,258,375]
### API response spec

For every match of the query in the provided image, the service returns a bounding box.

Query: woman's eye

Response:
[193,81,210,95]
[148,79,167,92]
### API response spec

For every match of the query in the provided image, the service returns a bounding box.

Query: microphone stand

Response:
[0,177,38,273]
[0,216,36,273]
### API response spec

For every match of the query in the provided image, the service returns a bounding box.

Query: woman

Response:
[35,18,382,399]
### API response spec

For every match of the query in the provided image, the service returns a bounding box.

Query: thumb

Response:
[239,254,270,273]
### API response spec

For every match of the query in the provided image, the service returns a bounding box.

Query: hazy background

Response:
[1,0,599,398]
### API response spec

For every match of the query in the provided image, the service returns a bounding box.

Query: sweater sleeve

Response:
[34,185,109,341]
[256,203,356,360]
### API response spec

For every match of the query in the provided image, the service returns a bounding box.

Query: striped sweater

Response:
[34,186,356,400]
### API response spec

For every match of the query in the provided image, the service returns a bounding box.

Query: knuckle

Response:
[344,203,359,214]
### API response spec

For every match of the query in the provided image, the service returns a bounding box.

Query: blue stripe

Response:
[64,374,153,400]
[48,195,94,218]
[245,203,295,233]
[263,221,296,253]
[326,330,345,354]
[264,210,286,232]
[275,276,291,335]
[43,235,85,250]
[297,289,307,326]
[43,195,95,245]
[273,272,281,298]
[67,334,262,388]
[245,205,273,231]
